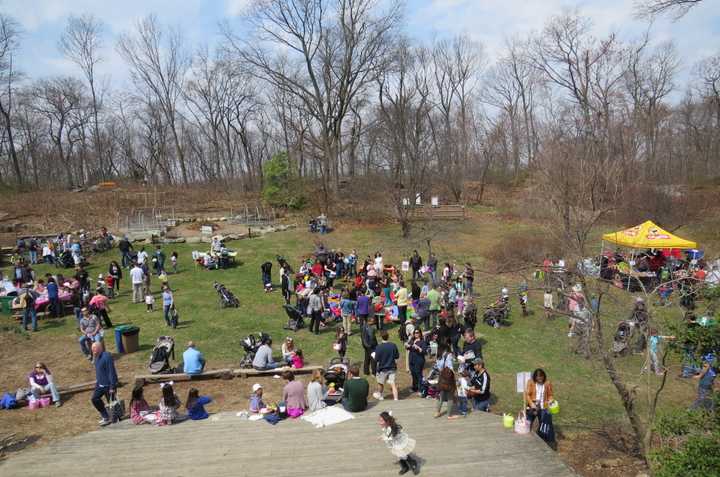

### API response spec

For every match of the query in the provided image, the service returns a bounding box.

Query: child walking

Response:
[145,292,155,312]
[379,411,420,475]
[171,251,178,274]
[334,325,348,359]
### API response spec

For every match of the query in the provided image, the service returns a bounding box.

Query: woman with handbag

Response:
[524,368,556,445]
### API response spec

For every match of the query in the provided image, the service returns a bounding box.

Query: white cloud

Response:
[226,0,253,17]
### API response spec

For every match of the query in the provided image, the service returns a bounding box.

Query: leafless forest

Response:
[0,1,717,241]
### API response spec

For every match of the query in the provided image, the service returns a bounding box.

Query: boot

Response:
[398,459,410,475]
[407,455,420,475]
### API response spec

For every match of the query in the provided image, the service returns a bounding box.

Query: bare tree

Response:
[59,14,107,179]
[224,0,402,210]
[377,41,433,237]
[635,0,704,19]
[31,77,85,187]
[117,15,190,184]
[0,13,22,185]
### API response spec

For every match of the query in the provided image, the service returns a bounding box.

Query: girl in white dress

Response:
[379,411,420,475]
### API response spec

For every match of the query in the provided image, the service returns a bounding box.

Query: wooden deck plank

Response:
[0,400,577,477]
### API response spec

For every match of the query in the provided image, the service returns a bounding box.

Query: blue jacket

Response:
[188,396,212,420]
[47,282,59,299]
[94,351,118,388]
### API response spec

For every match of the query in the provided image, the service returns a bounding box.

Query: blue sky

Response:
[3,0,719,92]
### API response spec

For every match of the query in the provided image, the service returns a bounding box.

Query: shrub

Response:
[262,152,305,209]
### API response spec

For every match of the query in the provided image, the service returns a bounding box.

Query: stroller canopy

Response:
[602,221,697,250]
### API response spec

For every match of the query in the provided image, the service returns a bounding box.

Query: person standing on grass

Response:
[361,317,378,376]
[47,277,61,317]
[91,342,118,427]
[130,262,145,304]
[307,288,324,335]
[340,290,356,335]
[20,285,39,332]
[427,285,441,328]
[409,250,423,281]
[162,285,174,327]
[154,245,166,275]
[356,291,370,327]
[396,281,409,342]
[463,263,474,296]
[108,261,122,293]
[373,330,399,401]
[407,328,428,394]
[468,358,491,412]
[118,236,133,268]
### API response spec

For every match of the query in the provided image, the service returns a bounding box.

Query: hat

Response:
[252,383,262,392]
[472,357,484,365]
[285,337,293,342]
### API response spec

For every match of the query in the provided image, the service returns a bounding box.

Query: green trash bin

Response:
[121,326,140,353]
[0,296,14,315]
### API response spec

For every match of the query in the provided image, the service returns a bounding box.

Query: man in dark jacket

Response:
[361,318,378,376]
[118,236,133,268]
[409,250,423,281]
[91,342,118,426]
[373,330,399,401]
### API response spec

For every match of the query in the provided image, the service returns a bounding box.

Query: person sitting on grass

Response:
[28,362,61,407]
[129,385,157,425]
[249,383,266,413]
[291,349,305,369]
[252,337,281,371]
[186,387,212,420]
[158,382,183,426]
[342,364,369,412]
[281,336,296,364]
[183,341,206,375]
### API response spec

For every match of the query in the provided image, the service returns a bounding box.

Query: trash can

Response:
[0,296,14,315]
[121,326,140,353]
[114,325,129,354]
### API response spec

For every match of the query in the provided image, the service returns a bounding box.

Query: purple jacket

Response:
[356,294,370,316]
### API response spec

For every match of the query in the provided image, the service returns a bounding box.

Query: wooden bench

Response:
[133,369,234,386]
[233,365,323,378]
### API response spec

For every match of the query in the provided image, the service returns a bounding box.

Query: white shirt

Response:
[130,267,145,285]
[42,245,52,256]
[145,295,155,305]
[137,251,148,265]
[457,377,469,398]
[543,293,553,309]
[535,383,546,409]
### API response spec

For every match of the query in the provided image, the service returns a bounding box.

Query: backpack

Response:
[1,392,17,409]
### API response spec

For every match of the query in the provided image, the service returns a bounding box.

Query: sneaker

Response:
[99,418,111,426]
[54,401,62,408]
[372,392,382,400]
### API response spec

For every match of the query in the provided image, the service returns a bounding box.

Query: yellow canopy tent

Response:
[602,220,697,250]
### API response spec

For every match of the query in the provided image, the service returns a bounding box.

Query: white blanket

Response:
[301,406,355,428]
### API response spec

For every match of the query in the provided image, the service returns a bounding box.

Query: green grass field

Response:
[0,214,701,434]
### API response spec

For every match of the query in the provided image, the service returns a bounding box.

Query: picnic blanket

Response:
[300,406,355,428]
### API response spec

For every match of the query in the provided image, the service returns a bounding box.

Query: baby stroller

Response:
[56,250,74,269]
[612,320,636,357]
[214,282,240,308]
[239,332,270,368]
[148,336,176,374]
[324,357,349,389]
[483,298,510,328]
[283,304,305,331]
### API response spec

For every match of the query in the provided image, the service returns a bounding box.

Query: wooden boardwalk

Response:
[1,399,577,477]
